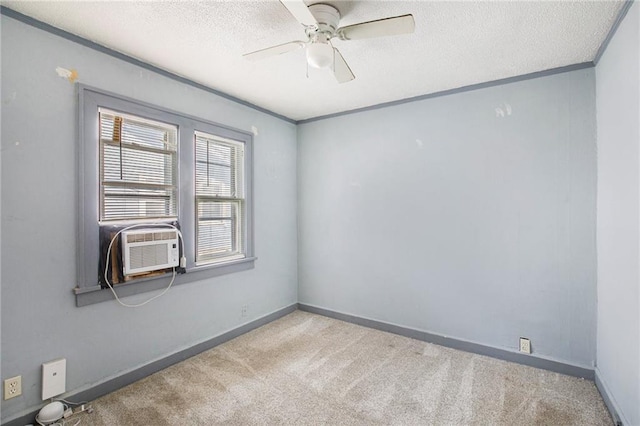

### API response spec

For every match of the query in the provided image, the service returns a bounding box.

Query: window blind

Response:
[195,131,244,264]
[99,109,178,222]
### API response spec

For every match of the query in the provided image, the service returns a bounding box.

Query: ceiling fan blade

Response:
[337,14,415,40]
[243,41,305,61]
[280,0,318,27]
[333,48,355,84]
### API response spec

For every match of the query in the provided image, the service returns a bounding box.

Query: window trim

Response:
[76,85,255,307]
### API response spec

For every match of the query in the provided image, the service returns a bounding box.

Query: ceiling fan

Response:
[243,1,415,83]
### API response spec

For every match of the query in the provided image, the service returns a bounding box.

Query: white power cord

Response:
[54,398,88,406]
[103,223,185,308]
[37,419,81,426]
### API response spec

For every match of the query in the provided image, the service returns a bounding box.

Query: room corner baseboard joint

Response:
[297,303,595,380]
[594,368,628,426]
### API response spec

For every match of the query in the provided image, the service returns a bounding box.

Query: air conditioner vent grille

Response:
[129,244,169,271]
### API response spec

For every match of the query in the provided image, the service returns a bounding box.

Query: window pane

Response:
[196,200,242,263]
[100,110,177,150]
[195,133,243,198]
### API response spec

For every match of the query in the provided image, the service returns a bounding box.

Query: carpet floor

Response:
[87,311,612,425]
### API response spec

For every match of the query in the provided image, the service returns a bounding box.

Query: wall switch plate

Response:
[519,337,531,354]
[42,358,66,400]
[4,376,22,400]
[241,304,248,317]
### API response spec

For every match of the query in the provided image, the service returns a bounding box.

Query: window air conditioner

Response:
[121,228,179,275]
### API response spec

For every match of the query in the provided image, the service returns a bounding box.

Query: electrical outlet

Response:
[519,337,531,354]
[42,358,66,400]
[241,304,248,317]
[4,376,22,400]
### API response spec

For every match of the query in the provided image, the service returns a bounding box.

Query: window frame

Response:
[76,85,255,307]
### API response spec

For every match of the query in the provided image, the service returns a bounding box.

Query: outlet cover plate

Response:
[42,358,66,400]
[4,376,22,400]
[519,337,531,354]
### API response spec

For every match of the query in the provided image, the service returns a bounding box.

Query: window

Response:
[77,86,255,306]
[99,109,178,222]
[195,132,245,264]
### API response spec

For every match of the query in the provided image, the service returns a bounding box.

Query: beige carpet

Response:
[87,311,612,425]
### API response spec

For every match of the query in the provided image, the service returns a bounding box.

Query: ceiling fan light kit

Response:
[306,38,334,69]
[243,1,415,83]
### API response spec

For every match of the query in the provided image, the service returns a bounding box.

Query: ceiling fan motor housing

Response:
[308,4,341,35]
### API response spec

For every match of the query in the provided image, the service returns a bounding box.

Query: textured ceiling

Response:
[2,1,624,121]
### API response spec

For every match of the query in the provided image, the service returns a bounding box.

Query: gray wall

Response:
[298,69,597,368]
[595,2,640,425]
[0,16,298,422]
